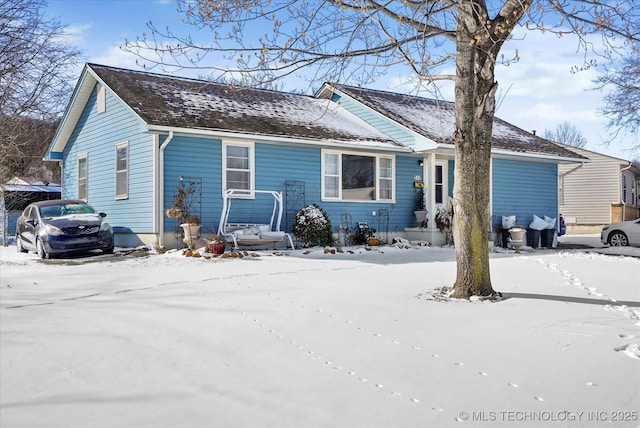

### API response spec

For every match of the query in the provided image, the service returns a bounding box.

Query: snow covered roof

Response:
[329,84,587,160]
[88,64,400,149]
[1,184,61,193]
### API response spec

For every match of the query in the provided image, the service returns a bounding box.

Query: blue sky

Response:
[45,0,637,160]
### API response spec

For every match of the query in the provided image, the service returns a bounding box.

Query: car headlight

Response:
[100,221,112,232]
[44,224,63,236]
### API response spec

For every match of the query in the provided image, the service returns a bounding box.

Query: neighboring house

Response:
[556,144,640,234]
[1,177,61,244]
[45,64,585,248]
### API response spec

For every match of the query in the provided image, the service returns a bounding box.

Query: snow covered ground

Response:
[1,239,638,427]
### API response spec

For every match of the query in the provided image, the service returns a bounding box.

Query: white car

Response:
[601,219,640,247]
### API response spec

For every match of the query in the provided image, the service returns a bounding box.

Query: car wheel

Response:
[16,235,27,253]
[609,231,628,247]
[36,238,50,259]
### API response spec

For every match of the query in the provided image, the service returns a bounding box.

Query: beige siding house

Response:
[557,145,640,233]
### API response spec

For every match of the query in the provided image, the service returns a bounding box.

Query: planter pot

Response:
[180,223,201,250]
[413,210,428,228]
[208,241,226,255]
[509,227,526,253]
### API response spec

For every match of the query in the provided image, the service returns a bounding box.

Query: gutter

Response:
[146,125,411,153]
[157,130,174,248]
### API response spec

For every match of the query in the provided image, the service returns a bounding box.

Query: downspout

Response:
[158,131,174,247]
[557,162,585,232]
[620,162,632,222]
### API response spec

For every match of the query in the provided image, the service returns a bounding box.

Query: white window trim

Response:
[222,140,255,198]
[115,141,129,200]
[321,149,396,203]
[96,83,106,114]
[434,160,448,207]
[77,153,88,201]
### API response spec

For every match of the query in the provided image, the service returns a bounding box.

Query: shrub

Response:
[292,204,334,247]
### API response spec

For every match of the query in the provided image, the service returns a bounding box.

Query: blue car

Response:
[16,200,114,259]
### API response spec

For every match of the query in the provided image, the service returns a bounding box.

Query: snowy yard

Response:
[1,241,639,427]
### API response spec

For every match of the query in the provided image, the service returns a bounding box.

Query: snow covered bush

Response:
[292,204,334,247]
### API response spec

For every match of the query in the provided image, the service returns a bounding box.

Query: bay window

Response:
[322,150,395,201]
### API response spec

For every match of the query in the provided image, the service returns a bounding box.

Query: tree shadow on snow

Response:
[500,292,640,308]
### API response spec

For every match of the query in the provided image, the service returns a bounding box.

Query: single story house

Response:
[45,63,586,248]
[556,144,640,233]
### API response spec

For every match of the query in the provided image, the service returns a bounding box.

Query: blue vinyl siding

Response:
[61,83,153,232]
[492,159,558,231]
[163,139,421,234]
[163,135,222,232]
[332,93,416,148]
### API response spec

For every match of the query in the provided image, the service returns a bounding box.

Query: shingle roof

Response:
[332,84,587,160]
[88,64,399,148]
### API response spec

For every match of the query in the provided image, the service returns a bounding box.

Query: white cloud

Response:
[90,44,143,70]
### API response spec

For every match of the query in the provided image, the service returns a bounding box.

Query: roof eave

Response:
[45,65,95,159]
[490,148,590,164]
[146,124,412,153]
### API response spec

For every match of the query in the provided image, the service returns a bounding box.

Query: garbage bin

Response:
[540,229,555,248]
[501,228,509,248]
[527,228,540,248]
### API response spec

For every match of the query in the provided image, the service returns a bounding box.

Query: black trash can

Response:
[501,228,509,248]
[527,228,540,248]
[540,229,555,248]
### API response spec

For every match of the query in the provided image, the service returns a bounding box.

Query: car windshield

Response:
[39,203,96,218]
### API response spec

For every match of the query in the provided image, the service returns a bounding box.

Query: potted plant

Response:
[168,181,201,249]
[181,215,201,250]
[413,186,428,228]
[207,233,226,255]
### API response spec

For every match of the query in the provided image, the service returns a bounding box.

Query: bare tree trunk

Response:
[450,6,498,298]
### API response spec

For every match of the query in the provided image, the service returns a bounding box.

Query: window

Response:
[78,154,88,200]
[435,163,444,204]
[322,150,395,201]
[96,83,106,113]
[115,142,128,199]
[223,141,254,197]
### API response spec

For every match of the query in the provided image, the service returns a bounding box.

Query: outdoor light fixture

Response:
[418,159,424,167]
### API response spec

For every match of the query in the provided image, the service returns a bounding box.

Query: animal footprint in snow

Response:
[390,392,402,397]
[375,384,384,388]
[410,398,420,403]
[373,333,382,337]
[586,381,598,387]
[390,340,399,344]
[534,396,544,401]
[359,378,368,382]
[479,371,488,376]
[348,371,356,375]
[454,362,464,366]
[432,354,439,358]
[508,382,519,388]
